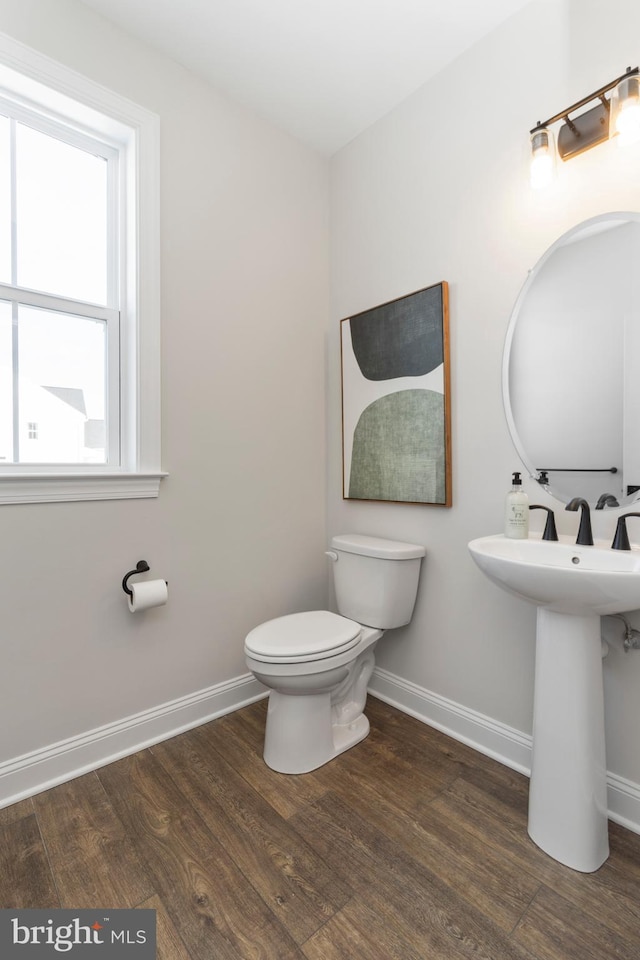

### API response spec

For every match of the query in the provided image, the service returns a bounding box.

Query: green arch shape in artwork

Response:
[348,389,446,503]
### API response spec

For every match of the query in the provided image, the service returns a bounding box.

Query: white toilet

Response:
[244,534,425,774]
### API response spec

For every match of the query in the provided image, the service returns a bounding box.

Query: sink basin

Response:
[468,534,640,615]
[467,533,640,873]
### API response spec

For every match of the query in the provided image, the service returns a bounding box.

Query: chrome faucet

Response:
[566,497,593,545]
[611,512,640,550]
[595,493,620,510]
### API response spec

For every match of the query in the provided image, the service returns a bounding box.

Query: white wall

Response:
[0,0,329,779]
[329,0,640,798]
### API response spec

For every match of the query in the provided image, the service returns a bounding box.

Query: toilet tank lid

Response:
[331,534,425,560]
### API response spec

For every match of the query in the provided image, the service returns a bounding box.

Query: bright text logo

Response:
[0,910,156,958]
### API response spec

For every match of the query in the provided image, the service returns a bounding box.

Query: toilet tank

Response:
[330,534,425,629]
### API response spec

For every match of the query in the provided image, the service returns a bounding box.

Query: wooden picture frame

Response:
[341,281,451,506]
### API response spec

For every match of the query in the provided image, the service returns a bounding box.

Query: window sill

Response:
[0,472,168,504]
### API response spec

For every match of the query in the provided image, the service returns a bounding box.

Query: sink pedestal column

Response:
[528,608,609,872]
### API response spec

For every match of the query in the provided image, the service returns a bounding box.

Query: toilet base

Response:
[263,689,370,774]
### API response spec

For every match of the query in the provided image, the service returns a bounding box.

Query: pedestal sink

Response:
[468,534,640,872]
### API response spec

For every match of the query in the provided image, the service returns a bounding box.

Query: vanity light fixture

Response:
[530,65,639,188]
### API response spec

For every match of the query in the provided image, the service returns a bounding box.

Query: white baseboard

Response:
[5,665,638,838]
[0,674,266,809]
[369,666,640,836]
[606,773,640,834]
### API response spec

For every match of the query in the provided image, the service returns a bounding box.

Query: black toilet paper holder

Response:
[122,560,150,597]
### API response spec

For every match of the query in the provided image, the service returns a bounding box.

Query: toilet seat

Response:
[244,610,362,663]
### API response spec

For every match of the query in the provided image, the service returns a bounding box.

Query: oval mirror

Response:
[503,211,640,507]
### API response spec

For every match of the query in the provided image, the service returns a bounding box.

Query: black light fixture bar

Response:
[530,66,639,134]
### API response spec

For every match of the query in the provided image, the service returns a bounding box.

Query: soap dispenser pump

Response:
[505,472,529,539]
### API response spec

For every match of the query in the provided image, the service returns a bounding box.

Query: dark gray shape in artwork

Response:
[348,389,445,503]
[348,284,443,381]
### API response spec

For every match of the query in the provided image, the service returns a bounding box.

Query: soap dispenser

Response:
[505,472,529,539]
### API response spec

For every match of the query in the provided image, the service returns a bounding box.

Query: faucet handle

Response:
[611,513,640,550]
[530,505,558,541]
[595,493,620,510]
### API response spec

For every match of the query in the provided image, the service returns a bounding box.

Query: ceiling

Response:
[78,0,532,154]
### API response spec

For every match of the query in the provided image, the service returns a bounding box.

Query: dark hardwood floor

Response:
[1,696,640,959]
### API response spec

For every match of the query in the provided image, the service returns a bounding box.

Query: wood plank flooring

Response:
[1,696,640,959]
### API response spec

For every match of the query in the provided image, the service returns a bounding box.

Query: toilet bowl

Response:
[245,535,425,774]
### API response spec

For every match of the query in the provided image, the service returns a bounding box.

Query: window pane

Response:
[0,301,12,462]
[16,124,108,304]
[18,306,106,464]
[0,116,10,284]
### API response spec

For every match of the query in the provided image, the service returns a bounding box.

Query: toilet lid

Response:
[245,610,362,663]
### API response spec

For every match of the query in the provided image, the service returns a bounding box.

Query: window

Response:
[0,111,115,467]
[0,32,162,503]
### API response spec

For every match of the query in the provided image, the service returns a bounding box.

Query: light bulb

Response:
[611,74,640,146]
[530,128,554,189]
[616,98,640,144]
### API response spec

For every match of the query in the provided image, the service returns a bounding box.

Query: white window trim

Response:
[0,31,165,504]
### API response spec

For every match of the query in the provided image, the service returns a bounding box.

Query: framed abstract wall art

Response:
[341,282,451,506]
